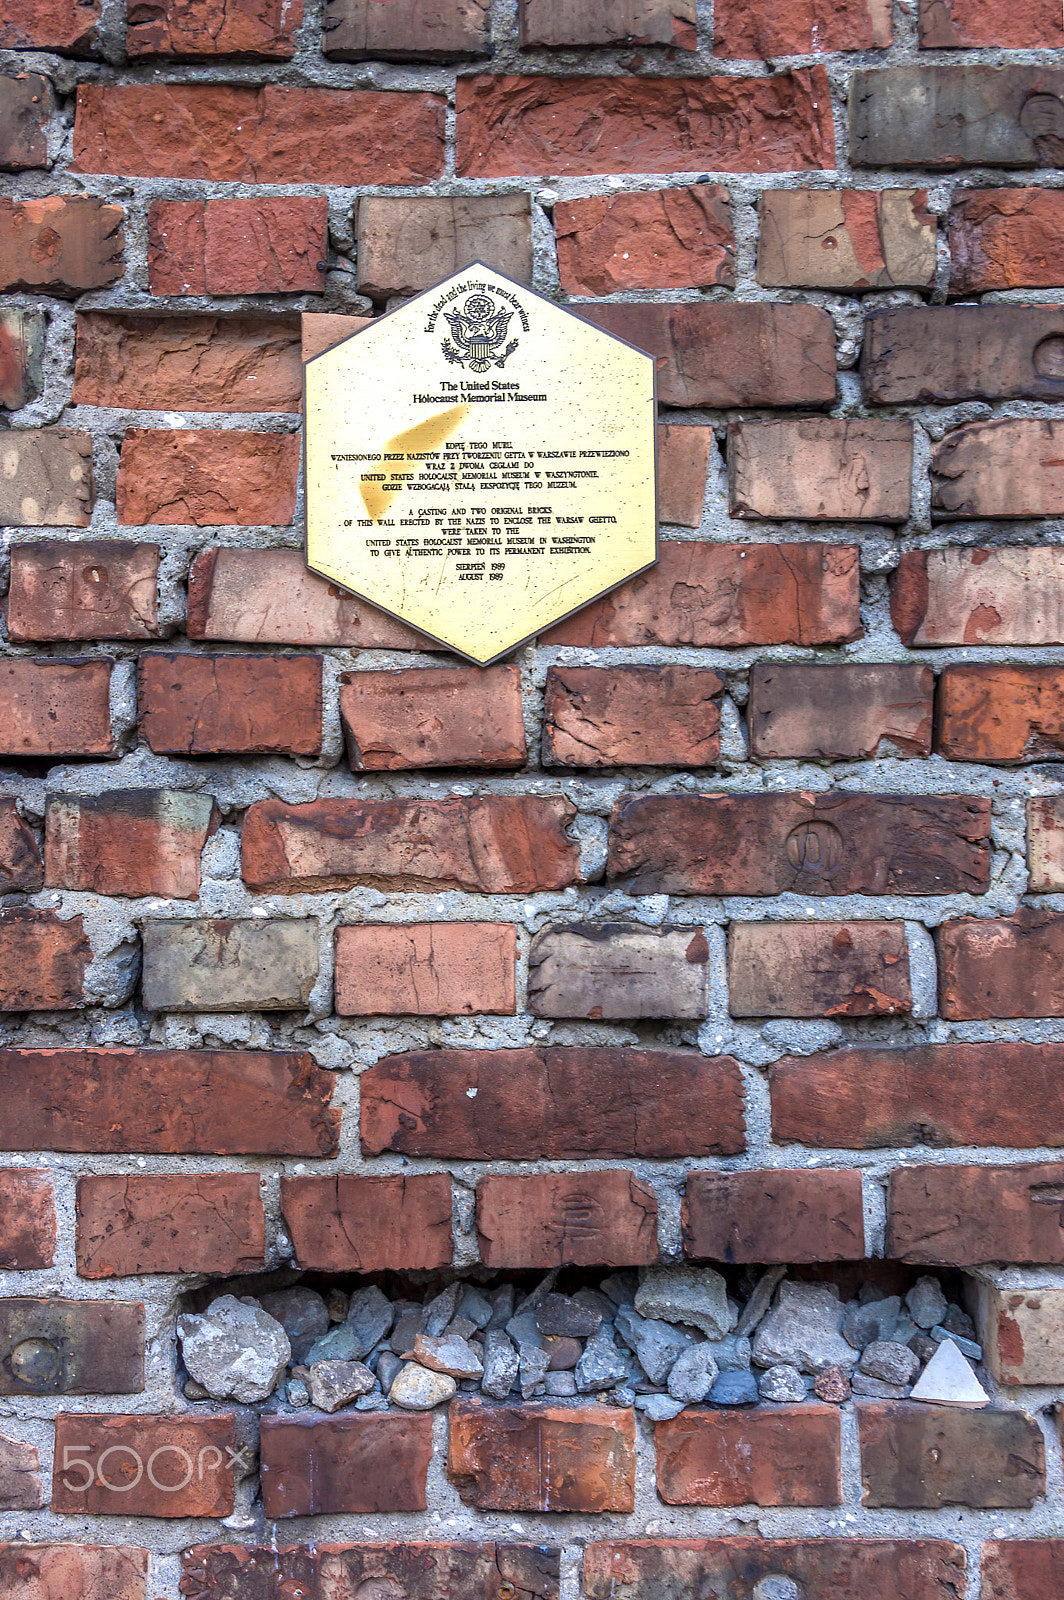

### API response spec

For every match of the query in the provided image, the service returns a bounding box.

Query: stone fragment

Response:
[52,1412,235,1517]
[345,1285,395,1354]
[141,918,318,1012]
[518,1343,550,1398]
[306,1325,360,1364]
[635,1265,734,1339]
[456,72,834,178]
[967,1265,1064,1385]
[478,1171,658,1269]
[459,1288,492,1329]
[449,1399,636,1512]
[536,1295,602,1338]
[931,421,1064,519]
[529,924,710,1021]
[306,1360,375,1413]
[888,1161,1064,1265]
[894,549,1064,650]
[357,195,530,298]
[729,418,912,522]
[0,1433,41,1511]
[117,429,299,526]
[0,74,53,172]
[851,64,1064,169]
[409,1333,483,1380]
[575,1325,631,1393]
[390,1363,456,1409]
[752,1283,858,1374]
[667,1343,718,1402]
[148,197,324,294]
[522,0,695,46]
[860,1341,920,1386]
[177,1295,290,1402]
[481,1329,519,1398]
[939,910,1064,1019]
[73,312,302,413]
[749,663,933,760]
[842,1297,901,1351]
[982,1541,1064,1600]
[932,1327,981,1360]
[259,1289,329,1364]
[127,0,300,54]
[282,1174,453,1273]
[729,921,912,1019]
[907,1277,948,1330]
[0,1298,143,1395]
[0,1170,54,1269]
[260,1412,432,1515]
[543,666,722,768]
[950,188,1064,294]
[919,0,1061,46]
[759,188,935,289]
[708,1368,759,1406]
[736,1267,787,1337]
[0,803,40,897]
[0,661,111,760]
[324,0,489,57]
[657,1405,841,1507]
[637,1394,685,1420]
[0,196,121,296]
[853,1374,910,1399]
[0,430,92,527]
[859,1402,1041,1506]
[340,665,525,770]
[0,909,91,1010]
[759,1364,806,1403]
[9,541,158,643]
[139,653,321,756]
[815,1365,851,1403]
[0,0,100,52]
[76,1174,264,1278]
[0,308,46,409]
[864,306,1064,404]
[555,187,733,296]
[684,1170,865,1264]
[335,922,515,1017]
[616,1306,692,1386]
[45,790,216,900]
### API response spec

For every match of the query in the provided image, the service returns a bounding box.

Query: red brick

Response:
[657,425,714,529]
[361,1047,746,1160]
[182,1545,561,1599]
[0,910,90,1011]
[72,85,445,184]
[324,0,491,58]
[45,790,216,900]
[919,0,1062,46]
[858,1403,1045,1509]
[301,310,372,362]
[335,922,515,1016]
[76,1174,264,1278]
[356,194,531,298]
[260,1413,432,1517]
[0,661,110,758]
[759,188,936,290]
[477,1171,657,1269]
[894,548,1064,646]
[0,0,99,51]
[715,0,889,54]
[887,1162,1064,1266]
[729,418,912,522]
[0,1047,339,1156]
[0,1170,55,1269]
[931,420,1064,520]
[982,1541,1064,1599]
[52,1413,235,1517]
[73,313,302,413]
[0,196,121,294]
[8,541,158,643]
[0,1435,42,1512]
[543,666,721,769]
[949,190,1064,294]
[729,921,911,1019]
[555,187,733,296]
[609,793,990,899]
[0,430,92,527]
[187,548,433,648]
[0,308,46,410]
[579,301,836,409]
[0,1547,147,1600]
[584,1540,966,1600]
[138,653,321,757]
[340,666,525,771]
[521,0,696,47]
[863,305,1064,405]
[771,1041,1064,1150]
[749,663,933,760]
[117,429,298,527]
[656,1406,842,1507]
[456,72,834,178]
[683,1169,864,1263]
[939,910,1064,1020]
[148,198,325,295]
[0,1298,144,1395]
[0,800,42,893]
[542,542,859,648]
[529,924,711,1021]
[127,0,300,55]
[449,1400,635,1513]
[0,75,53,172]
[939,666,1064,762]
[281,1174,452,1273]
[241,795,580,893]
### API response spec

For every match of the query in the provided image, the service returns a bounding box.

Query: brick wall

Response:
[3,0,1064,1593]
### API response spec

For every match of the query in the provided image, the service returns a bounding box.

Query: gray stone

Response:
[707,1333,752,1372]
[859,1340,920,1386]
[443,1315,477,1340]
[667,1342,719,1402]
[390,1307,427,1356]
[376,1350,402,1393]
[759,1363,807,1403]
[601,1271,638,1307]
[141,918,319,1011]
[909,1331,938,1364]
[842,1296,901,1351]
[355,1391,389,1410]
[286,1376,310,1407]
[389,1362,456,1410]
[575,1323,630,1392]
[906,1275,948,1330]
[534,1292,602,1338]
[345,1285,394,1353]
[505,1310,543,1350]
[307,1359,376,1413]
[635,1264,735,1340]
[258,1288,330,1364]
[306,1324,361,1365]
[183,1379,210,1401]
[543,1370,576,1396]
[616,1305,693,1386]
[851,1373,910,1399]
[708,1368,759,1406]
[519,1342,550,1399]
[609,1384,636,1407]
[409,1332,483,1379]
[941,1303,977,1339]
[326,1288,348,1322]
[932,1325,982,1361]
[751,1283,858,1376]
[486,1283,515,1329]
[423,1283,462,1337]
[481,1329,519,1399]
[892,1317,919,1347]
[573,1287,616,1321]
[736,1266,786,1337]
[637,1393,686,1421]
[177,1294,290,1404]
[457,1287,493,1329]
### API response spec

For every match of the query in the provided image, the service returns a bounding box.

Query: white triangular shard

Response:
[909,1337,988,1408]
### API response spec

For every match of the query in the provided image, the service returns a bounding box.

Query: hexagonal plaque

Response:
[304,264,656,664]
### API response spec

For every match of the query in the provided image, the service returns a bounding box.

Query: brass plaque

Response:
[304,264,656,664]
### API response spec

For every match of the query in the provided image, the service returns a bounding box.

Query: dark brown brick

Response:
[138,653,321,757]
[863,306,1064,404]
[117,430,299,527]
[950,189,1064,294]
[45,790,216,900]
[608,793,990,898]
[0,1171,54,1270]
[850,65,1064,169]
[749,663,934,760]
[281,1174,452,1273]
[76,1175,264,1279]
[181,1544,561,1600]
[0,660,111,759]
[335,922,516,1016]
[0,1047,339,1156]
[543,666,722,768]
[127,0,300,57]
[0,1298,143,1394]
[528,924,711,1021]
[360,1047,746,1160]
[938,910,1064,1019]
[0,0,100,53]
[141,918,318,1013]
[919,0,1062,48]
[729,921,912,1019]
[0,197,121,295]
[7,541,158,642]
[260,1413,432,1516]
[0,910,90,1011]
[0,1546,148,1600]
[521,0,695,46]
[0,430,92,527]
[52,1413,235,1517]
[0,308,46,410]
[340,666,525,771]
[477,1170,658,1269]
[656,1406,842,1507]
[888,1162,1064,1266]
[555,187,732,295]
[683,1169,865,1264]
[584,1540,966,1600]
[758,188,936,290]
[0,1434,42,1512]
[449,1400,635,1513]
[356,194,531,298]
[931,421,1064,519]
[73,313,302,413]
[325,0,490,58]
[728,418,912,522]
[939,666,1064,762]
[0,801,42,894]
[981,1541,1064,1600]
[0,75,53,172]
[858,1403,1044,1509]
[894,548,1064,646]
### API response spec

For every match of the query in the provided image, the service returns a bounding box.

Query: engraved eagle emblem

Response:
[441,293,519,372]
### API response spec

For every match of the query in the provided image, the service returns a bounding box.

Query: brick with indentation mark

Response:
[729,418,912,522]
[749,663,933,760]
[52,1413,235,1517]
[281,1174,453,1272]
[729,921,911,1019]
[555,187,732,295]
[529,924,711,1020]
[8,541,158,642]
[0,1546,147,1600]
[138,653,321,756]
[449,1399,636,1512]
[863,305,1064,402]
[684,1170,865,1263]
[141,918,319,1013]
[76,1175,264,1278]
[0,197,121,294]
[0,430,92,527]
[938,910,1064,1019]
[127,0,301,55]
[759,189,935,290]
[45,790,217,900]
[894,549,1064,647]
[851,65,1064,169]
[584,1539,966,1600]
[118,430,299,526]
[260,1413,433,1517]
[339,666,525,770]
[73,313,302,413]
[543,666,722,769]
[656,1406,842,1506]
[0,1170,54,1269]
[888,1162,1064,1265]
[335,922,516,1016]
[858,1403,1045,1508]
[0,1298,144,1394]
[477,1170,658,1268]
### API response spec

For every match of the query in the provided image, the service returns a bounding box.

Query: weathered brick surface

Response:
[456,72,834,177]
[683,1169,865,1263]
[657,425,714,528]
[982,1542,1064,1600]
[8,541,158,642]
[949,189,1064,293]
[888,1163,1064,1265]
[521,0,695,47]
[476,1170,658,1268]
[939,667,1064,763]
[0,800,43,894]
[542,542,859,647]
[0,429,92,526]
[655,1406,842,1507]
[969,1269,1064,1386]
[543,666,722,768]
[863,306,1064,403]
[0,1547,148,1600]
[72,85,445,184]
[728,418,912,522]
[181,1544,561,1599]
[0,1435,42,1512]
[260,1413,433,1516]
[729,921,912,1018]
[0,196,121,294]
[148,198,326,295]
[0,1299,143,1394]
[858,1403,1045,1509]
[771,1041,1064,1150]
[241,796,580,893]
[931,420,1064,519]
[449,1400,636,1513]
[1029,795,1064,891]
[919,0,1062,47]
[52,1413,235,1517]
[894,549,1064,647]
[555,187,733,296]
[0,1170,55,1269]
[0,0,99,53]
[141,918,319,1012]
[529,923,711,1020]
[608,793,990,898]
[335,922,516,1016]
[361,1047,745,1159]
[715,0,889,55]
[584,1540,966,1600]
[357,194,531,298]
[0,910,90,1010]
[73,313,302,412]
[340,666,525,770]
[76,1174,264,1278]
[0,308,46,409]
[0,1047,339,1155]
[758,189,935,289]
[138,653,321,756]
[0,74,52,171]
[118,429,298,526]
[45,790,217,899]
[749,664,934,760]
[281,1174,453,1272]
[324,0,490,58]
[850,65,1064,168]
[0,661,110,758]
[127,0,301,56]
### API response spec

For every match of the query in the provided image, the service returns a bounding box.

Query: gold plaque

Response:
[304,264,656,664]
